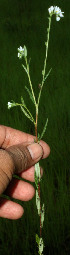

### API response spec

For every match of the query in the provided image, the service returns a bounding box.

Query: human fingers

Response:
[0,143,43,195]
[19,166,43,182]
[5,178,35,201]
[0,166,43,219]
[0,179,35,219]
[0,125,50,195]
[0,198,24,219]
[0,125,50,159]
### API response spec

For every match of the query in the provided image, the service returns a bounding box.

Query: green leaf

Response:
[39,118,48,141]
[45,41,48,47]
[20,99,35,124]
[44,67,52,82]
[21,96,26,106]
[36,234,40,246]
[38,133,40,140]
[35,163,41,182]
[20,106,33,123]
[41,204,45,228]
[25,86,35,104]
[28,57,31,66]
[42,70,44,76]
[47,27,49,31]
[39,238,44,255]
[24,45,27,57]
[34,163,41,189]
[36,189,40,215]
[22,64,28,74]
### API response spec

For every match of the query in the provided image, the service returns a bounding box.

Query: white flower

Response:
[8,102,12,109]
[17,46,24,59]
[59,12,64,18]
[8,101,16,109]
[48,6,64,21]
[54,6,64,21]
[56,16,60,21]
[17,45,27,59]
[54,6,60,14]
[48,6,54,14]
[18,52,22,59]
[18,46,24,52]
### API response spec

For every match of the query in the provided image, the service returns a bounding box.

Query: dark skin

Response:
[0,125,50,220]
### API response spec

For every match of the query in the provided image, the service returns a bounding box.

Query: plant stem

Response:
[37,16,52,107]
[38,182,42,237]
[35,112,38,143]
[35,105,42,237]
[25,57,37,106]
[35,18,52,239]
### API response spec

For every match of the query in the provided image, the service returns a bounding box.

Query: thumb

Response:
[6,143,43,173]
[0,143,43,195]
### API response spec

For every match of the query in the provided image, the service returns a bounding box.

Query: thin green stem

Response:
[25,57,37,106]
[35,104,38,142]
[37,16,52,107]
[35,18,52,242]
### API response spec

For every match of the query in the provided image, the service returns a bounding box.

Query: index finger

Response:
[0,125,50,159]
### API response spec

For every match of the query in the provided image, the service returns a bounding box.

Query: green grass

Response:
[0,0,70,254]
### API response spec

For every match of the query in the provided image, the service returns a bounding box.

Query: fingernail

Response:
[27,143,43,160]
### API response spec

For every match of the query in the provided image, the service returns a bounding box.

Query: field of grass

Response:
[0,0,70,254]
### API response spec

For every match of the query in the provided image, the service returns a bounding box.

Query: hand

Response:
[0,125,50,219]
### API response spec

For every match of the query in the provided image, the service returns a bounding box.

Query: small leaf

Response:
[21,96,25,106]
[36,190,40,215]
[38,133,40,139]
[35,163,41,182]
[20,106,33,122]
[44,67,52,82]
[24,45,27,57]
[41,204,45,228]
[42,70,44,76]
[39,238,44,255]
[36,234,40,246]
[39,118,48,141]
[45,42,48,47]
[25,86,35,104]
[22,64,28,74]
[34,162,41,189]
[47,27,49,31]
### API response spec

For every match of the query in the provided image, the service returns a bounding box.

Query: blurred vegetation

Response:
[0,0,70,254]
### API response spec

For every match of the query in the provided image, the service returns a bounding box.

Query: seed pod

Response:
[0,143,34,195]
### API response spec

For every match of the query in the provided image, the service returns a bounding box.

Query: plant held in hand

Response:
[8,6,64,255]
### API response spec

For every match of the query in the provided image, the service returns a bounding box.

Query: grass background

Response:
[0,0,70,254]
